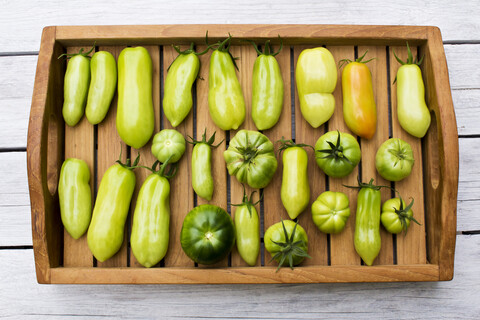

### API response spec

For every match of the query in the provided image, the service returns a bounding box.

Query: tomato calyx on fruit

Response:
[205,31,239,70]
[388,142,415,168]
[187,128,224,148]
[234,131,262,164]
[231,185,263,218]
[393,42,424,66]
[338,50,375,69]
[269,220,311,272]
[316,130,354,166]
[393,197,421,235]
[247,36,283,57]
[58,43,96,60]
[344,176,387,192]
[115,148,141,171]
[276,137,313,157]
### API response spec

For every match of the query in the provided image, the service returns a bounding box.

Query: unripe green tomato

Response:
[151,129,186,163]
[311,191,350,234]
[63,54,90,127]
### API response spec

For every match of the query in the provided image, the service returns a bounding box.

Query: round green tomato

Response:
[375,138,414,182]
[264,220,309,270]
[311,191,350,234]
[151,129,186,163]
[180,204,235,265]
[381,198,415,234]
[315,130,361,178]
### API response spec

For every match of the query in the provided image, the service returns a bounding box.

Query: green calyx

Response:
[58,43,96,60]
[344,176,386,191]
[276,137,313,157]
[269,220,311,272]
[248,35,283,57]
[187,128,224,148]
[235,131,260,164]
[139,155,178,180]
[393,42,424,66]
[231,185,263,218]
[115,148,141,171]
[394,197,421,235]
[338,50,375,69]
[316,130,353,166]
[388,143,414,168]
[205,31,240,70]
[172,42,211,56]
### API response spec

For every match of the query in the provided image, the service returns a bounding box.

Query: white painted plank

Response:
[0,235,478,318]
[1,0,480,53]
[453,89,480,136]
[458,138,480,232]
[445,44,480,90]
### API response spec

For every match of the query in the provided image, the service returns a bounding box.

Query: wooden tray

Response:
[27,25,458,284]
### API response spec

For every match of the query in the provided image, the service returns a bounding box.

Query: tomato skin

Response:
[342,61,377,139]
[63,54,90,127]
[381,198,415,234]
[151,129,186,164]
[208,49,245,130]
[281,146,310,219]
[295,47,337,128]
[192,143,214,201]
[85,51,117,125]
[397,64,431,138]
[117,47,154,149]
[58,158,92,239]
[252,54,284,130]
[315,131,361,178]
[234,203,260,266]
[375,138,414,181]
[164,52,200,127]
[87,164,136,262]
[224,130,277,189]
[311,191,350,234]
[131,174,170,268]
[180,204,235,265]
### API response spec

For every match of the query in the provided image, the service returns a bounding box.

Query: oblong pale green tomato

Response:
[85,51,117,125]
[63,54,91,127]
[208,36,245,130]
[117,47,154,149]
[394,43,431,138]
[151,129,186,163]
[180,204,235,265]
[251,42,284,130]
[192,143,213,201]
[295,47,337,128]
[353,179,382,266]
[311,191,350,234]
[163,50,200,127]
[264,220,309,271]
[233,191,260,266]
[131,174,170,268]
[381,197,419,234]
[375,138,414,182]
[224,130,277,189]
[315,130,361,178]
[280,143,310,219]
[87,162,136,262]
[58,158,92,239]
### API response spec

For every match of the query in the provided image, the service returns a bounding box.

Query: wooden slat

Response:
[63,46,94,268]
[327,45,360,266]
[389,46,427,265]
[129,45,162,268]
[293,45,328,266]
[162,45,195,268]
[357,45,394,265]
[263,44,293,266]
[96,45,128,267]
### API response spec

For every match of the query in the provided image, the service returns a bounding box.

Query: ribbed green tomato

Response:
[311,191,350,234]
[151,129,186,164]
[375,138,414,182]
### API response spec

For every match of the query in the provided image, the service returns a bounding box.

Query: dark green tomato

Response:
[315,130,361,178]
[180,204,235,265]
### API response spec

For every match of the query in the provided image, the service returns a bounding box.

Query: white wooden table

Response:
[1,1,479,318]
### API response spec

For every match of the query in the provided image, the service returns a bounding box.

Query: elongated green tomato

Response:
[208,35,245,130]
[58,158,92,239]
[151,129,186,163]
[295,47,337,128]
[264,220,310,271]
[87,154,138,262]
[381,197,420,234]
[85,51,117,125]
[278,140,310,219]
[117,47,154,149]
[250,40,284,130]
[232,189,261,266]
[131,159,177,268]
[341,51,377,139]
[61,46,94,127]
[350,178,382,266]
[394,43,431,138]
[164,43,208,127]
[311,191,350,234]
[189,130,223,201]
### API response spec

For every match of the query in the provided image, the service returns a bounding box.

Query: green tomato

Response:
[117,47,154,149]
[62,52,91,127]
[233,191,260,266]
[85,51,117,125]
[375,138,414,182]
[311,191,350,234]
[87,160,136,262]
[58,158,92,239]
[180,204,235,265]
[315,130,361,178]
[381,197,419,234]
[295,47,337,128]
[224,130,277,189]
[151,129,186,163]
[264,220,309,271]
